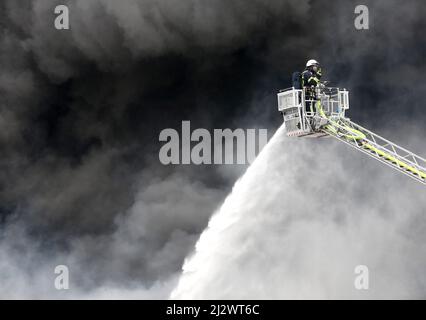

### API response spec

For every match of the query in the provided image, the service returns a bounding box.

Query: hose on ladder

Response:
[316,101,426,179]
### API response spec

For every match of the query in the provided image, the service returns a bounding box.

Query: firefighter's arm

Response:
[307,75,320,86]
[307,67,322,86]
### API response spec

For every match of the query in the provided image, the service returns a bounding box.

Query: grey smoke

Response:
[0,170,225,298]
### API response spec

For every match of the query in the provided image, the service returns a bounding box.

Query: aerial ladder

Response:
[277,86,426,185]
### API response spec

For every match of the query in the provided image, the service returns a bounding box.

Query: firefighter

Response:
[301,59,322,114]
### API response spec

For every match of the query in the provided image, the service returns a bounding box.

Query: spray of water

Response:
[171,124,426,299]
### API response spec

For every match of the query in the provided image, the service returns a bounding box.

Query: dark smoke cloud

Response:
[0,0,425,297]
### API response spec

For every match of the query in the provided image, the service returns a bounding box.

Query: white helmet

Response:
[306,59,319,67]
